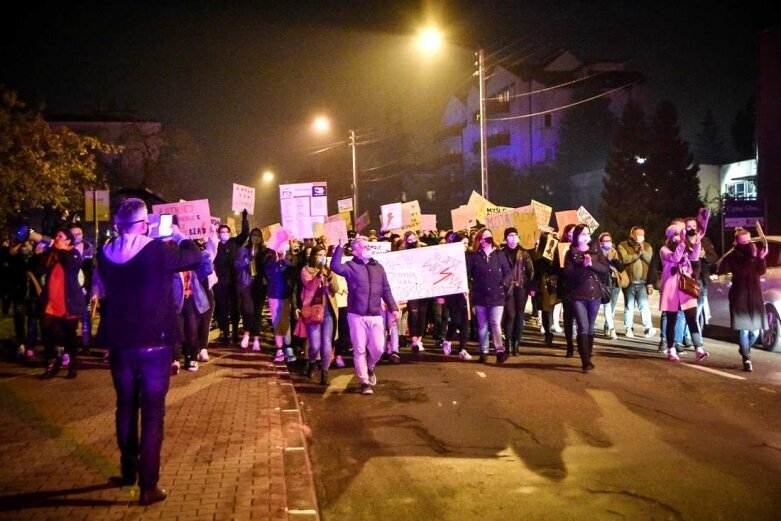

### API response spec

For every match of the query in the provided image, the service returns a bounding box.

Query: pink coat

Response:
[659,240,700,312]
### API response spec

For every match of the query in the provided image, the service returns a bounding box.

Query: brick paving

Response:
[0,335,319,521]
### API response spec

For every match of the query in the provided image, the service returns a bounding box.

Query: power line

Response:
[484,71,607,101]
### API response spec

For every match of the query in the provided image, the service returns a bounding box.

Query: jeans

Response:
[197,287,215,350]
[623,282,652,332]
[110,345,171,490]
[738,330,760,359]
[572,299,601,336]
[661,311,686,345]
[664,308,702,350]
[347,313,385,385]
[383,309,399,353]
[475,305,504,353]
[306,308,334,369]
[602,287,621,331]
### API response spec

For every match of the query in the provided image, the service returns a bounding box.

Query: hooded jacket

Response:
[329,245,398,316]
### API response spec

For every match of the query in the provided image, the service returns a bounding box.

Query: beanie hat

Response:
[504,227,519,239]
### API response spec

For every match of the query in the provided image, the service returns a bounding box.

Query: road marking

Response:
[682,364,746,380]
[476,371,487,378]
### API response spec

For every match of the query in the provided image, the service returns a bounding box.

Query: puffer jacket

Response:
[329,245,398,316]
[466,247,512,307]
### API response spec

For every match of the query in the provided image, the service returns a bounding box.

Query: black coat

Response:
[466,247,512,307]
[718,248,768,331]
[563,246,610,301]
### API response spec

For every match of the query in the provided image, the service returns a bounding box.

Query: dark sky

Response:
[2,1,776,225]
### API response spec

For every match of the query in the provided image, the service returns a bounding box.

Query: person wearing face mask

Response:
[564,225,610,372]
[6,237,41,361]
[684,216,719,334]
[212,210,249,344]
[466,228,512,363]
[235,228,268,351]
[556,223,578,357]
[659,223,709,362]
[500,227,535,356]
[442,231,473,360]
[598,232,625,340]
[300,246,339,385]
[330,235,399,395]
[264,240,297,363]
[717,228,768,372]
[617,226,657,339]
[401,231,430,354]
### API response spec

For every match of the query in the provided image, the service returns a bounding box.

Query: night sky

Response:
[1,1,776,225]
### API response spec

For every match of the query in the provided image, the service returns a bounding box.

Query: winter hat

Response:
[503,227,519,239]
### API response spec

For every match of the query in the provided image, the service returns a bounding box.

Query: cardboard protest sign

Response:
[232,183,256,215]
[419,214,437,232]
[210,216,221,230]
[152,199,211,239]
[337,197,353,212]
[261,223,281,243]
[558,242,571,268]
[531,199,552,229]
[485,208,516,242]
[324,219,348,246]
[402,200,421,229]
[451,205,477,232]
[514,209,539,249]
[339,211,353,230]
[577,206,599,233]
[542,233,559,261]
[381,203,402,231]
[555,210,579,237]
[355,210,370,233]
[467,191,502,222]
[365,241,391,255]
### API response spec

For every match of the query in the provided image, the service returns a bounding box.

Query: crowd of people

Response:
[1,205,770,388]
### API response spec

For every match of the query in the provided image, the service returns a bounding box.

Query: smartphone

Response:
[149,214,173,239]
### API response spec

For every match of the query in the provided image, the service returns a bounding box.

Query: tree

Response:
[731,96,756,160]
[693,108,729,165]
[0,85,115,229]
[601,100,650,239]
[645,100,701,245]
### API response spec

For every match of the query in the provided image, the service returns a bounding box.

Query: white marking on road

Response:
[282,409,300,413]
[287,508,318,515]
[476,371,487,378]
[284,446,305,452]
[682,364,746,380]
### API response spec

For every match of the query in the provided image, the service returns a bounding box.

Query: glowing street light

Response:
[418,27,443,54]
[312,116,331,134]
[262,170,274,183]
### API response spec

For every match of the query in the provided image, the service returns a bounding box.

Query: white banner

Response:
[152,199,211,239]
[232,183,256,215]
[337,197,354,212]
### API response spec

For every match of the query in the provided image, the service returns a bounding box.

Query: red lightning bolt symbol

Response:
[433,267,453,285]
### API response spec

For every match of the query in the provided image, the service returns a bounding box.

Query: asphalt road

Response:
[292,319,781,521]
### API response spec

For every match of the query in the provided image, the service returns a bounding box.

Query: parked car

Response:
[705,235,781,352]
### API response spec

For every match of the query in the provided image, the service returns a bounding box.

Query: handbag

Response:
[595,274,612,304]
[301,280,325,325]
[614,268,630,289]
[678,273,701,299]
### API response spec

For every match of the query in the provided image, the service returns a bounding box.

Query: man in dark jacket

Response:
[331,235,399,395]
[212,210,248,343]
[500,227,535,355]
[97,198,201,506]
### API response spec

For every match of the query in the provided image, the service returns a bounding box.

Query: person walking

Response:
[598,232,625,340]
[330,235,399,395]
[658,223,709,363]
[618,226,657,339]
[97,198,201,506]
[466,228,512,363]
[301,246,339,385]
[564,225,610,372]
[212,211,248,344]
[717,228,768,372]
[501,227,535,356]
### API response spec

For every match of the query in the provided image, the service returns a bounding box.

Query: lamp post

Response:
[312,117,359,218]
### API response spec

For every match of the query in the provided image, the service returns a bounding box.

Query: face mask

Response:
[686,228,697,237]
[361,251,373,260]
[635,236,645,243]
[280,245,290,253]
[506,235,519,248]
[317,257,326,265]
[736,243,753,254]
[406,240,417,246]
[671,236,681,243]
[483,237,494,246]
[219,233,230,241]
[601,242,612,251]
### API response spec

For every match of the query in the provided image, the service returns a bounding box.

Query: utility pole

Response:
[349,129,358,218]
[477,48,489,199]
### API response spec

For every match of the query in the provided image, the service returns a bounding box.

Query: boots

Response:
[588,334,595,357]
[320,370,329,386]
[577,334,593,372]
[565,335,574,358]
[66,352,77,379]
[304,360,314,378]
[544,332,554,346]
[511,341,519,356]
[42,358,60,379]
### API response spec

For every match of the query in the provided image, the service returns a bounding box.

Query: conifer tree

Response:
[693,108,729,165]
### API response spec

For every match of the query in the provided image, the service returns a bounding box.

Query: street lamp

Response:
[262,170,274,183]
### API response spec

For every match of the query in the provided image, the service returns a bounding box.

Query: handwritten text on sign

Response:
[334,243,468,302]
[152,199,211,240]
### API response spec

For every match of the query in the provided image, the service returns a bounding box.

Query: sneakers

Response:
[335,355,346,368]
[367,369,377,386]
[624,329,634,338]
[187,361,199,372]
[284,347,297,363]
[644,327,658,339]
[478,353,488,363]
[360,384,374,395]
[608,329,618,340]
[252,337,260,351]
[240,333,250,349]
[198,348,209,362]
[667,348,680,362]
[442,340,452,356]
[458,349,473,361]
[388,352,401,364]
[62,353,70,368]
[274,349,285,363]
[551,326,563,333]
[743,360,753,372]
[170,360,181,375]
[695,348,709,363]
[411,341,424,353]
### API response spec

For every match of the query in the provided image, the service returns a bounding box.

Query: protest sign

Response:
[558,242,571,268]
[210,216,221,228]
[419,214,437,232]
[355,210,370,233]
[324,219,348,246]
[261,223,281,243]
[381,202,402,231]
[555,210,579,236]
[339,211,353,230]
[531,199,552,229]
[152,199,211,239]
[467,191,499,222]
[365,241,391,255]
[279,182,328,239]
[267,227,290,252]
[697,207,710,232]
[515,209,539,249]
[84,190,110,221]
[577,206,599,233]
[542,233,559,261]
[232,183,256,215]
[485,208,516,241]
[337,197,354,213]
[402,200,421,230]
[451,205,477,232]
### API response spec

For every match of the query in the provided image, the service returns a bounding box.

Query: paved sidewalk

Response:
[0,336,319,521]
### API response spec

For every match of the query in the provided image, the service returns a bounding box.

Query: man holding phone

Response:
[97,198,201,506]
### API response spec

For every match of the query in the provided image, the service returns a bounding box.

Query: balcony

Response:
[472,132,511,153]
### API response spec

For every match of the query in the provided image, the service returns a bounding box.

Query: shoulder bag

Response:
[301,279,325,325]
[678,273,701,299]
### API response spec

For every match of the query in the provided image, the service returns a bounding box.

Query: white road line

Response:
[682,364,746,380]
[476,371,487,378]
